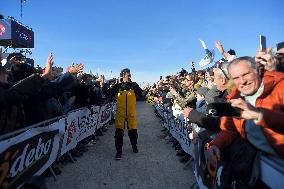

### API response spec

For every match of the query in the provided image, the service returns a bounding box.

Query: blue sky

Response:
[1,0,284,86]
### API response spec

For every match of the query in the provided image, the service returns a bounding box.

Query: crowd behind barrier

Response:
[1,47,122,188]
[153,102,284,189]
[0,102,115,189]
[144,40,284,189]
[2,33,284,189]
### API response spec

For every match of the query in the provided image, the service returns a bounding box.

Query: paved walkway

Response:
[46,102,195,189]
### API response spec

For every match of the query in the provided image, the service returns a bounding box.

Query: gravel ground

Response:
[46,102,195,189]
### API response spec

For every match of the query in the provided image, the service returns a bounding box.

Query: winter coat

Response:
[0,74,46,134]
[210,71,284,158]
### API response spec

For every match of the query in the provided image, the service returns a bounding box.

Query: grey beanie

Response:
[196,87,209,97]
[205,85,221,104]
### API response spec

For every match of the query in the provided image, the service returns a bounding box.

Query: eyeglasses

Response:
[217,62,230,80]
[217,63,230,80]
[220,67,230,80]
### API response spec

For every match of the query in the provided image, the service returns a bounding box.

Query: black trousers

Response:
[114,128,138,153]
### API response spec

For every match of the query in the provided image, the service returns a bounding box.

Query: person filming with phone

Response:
[206,56,284,188]
[255,40,284,72]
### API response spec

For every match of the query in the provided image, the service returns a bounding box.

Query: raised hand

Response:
[41,53,53,78]
[67,63,84,74]
[76,63,84,73]
[215,40,225,55]
[230,98,261,120]
[255,47,277,71]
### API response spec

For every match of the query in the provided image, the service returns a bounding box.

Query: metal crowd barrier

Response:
[153,102,284,189]
[0,103,115,189]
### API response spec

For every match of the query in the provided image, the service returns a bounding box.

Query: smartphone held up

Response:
[259,35,266,52]
[207,102,241,117]
[258,35,267,76]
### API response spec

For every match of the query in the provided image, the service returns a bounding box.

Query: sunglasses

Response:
[217,63,230,80]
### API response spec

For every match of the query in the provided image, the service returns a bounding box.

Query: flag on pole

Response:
[199,39,208,50]
[198,39,215,68]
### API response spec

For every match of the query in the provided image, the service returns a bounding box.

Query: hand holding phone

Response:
[230,98,261,120]
[259,35,266,52]
[257,35,267,75]
[207,102,241,117]
[256,35,277,72]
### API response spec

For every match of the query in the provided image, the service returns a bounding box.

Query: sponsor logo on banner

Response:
[0,120,61,189]
[156,104,222,189]
[61,106,100,156]
[67,119,77,145]
[61,110,80,156]
[163,108,193,156]
[77,106,100,142]
[98,104,112,128]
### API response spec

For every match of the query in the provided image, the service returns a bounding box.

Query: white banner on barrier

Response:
[77,106,100,142]
[60,109,81,156]
[98,103,112,128]
[166,110,193,157]
[157,104,164,117]
[163,112,170,130]
[61,106,100,155]
[159,104,220,188]
[0,118,63,189]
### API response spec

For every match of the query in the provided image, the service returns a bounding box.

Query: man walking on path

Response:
[102,68,144,160]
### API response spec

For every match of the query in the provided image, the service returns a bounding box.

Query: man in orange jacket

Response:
[206,56,284,186]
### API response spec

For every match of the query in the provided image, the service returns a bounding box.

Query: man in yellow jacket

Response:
[103,68,143,160]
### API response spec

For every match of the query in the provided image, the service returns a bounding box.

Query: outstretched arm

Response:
[101,77,119,98]
[215,40,235,61]
[132,82,144,97]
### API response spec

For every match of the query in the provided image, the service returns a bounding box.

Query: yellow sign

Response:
[146,96,154,105]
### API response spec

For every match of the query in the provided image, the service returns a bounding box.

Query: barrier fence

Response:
[153,102,284,189]
[1,101,283,189]
[0,102,115,189]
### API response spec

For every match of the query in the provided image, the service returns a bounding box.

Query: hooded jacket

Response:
[209,71,284,158]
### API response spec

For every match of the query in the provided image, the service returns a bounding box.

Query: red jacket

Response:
[210,71,284,158]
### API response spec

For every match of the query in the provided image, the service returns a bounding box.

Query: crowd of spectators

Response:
[1,37,284,188]
[0,51,118,133]
[146,40,284,188]
[0,49,119,182]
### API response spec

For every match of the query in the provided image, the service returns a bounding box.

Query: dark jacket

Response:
[103,81,143,98]
[187,110,220,132]
[23,73,78,125]
[187,98,221,132]
[0,74,46,134]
